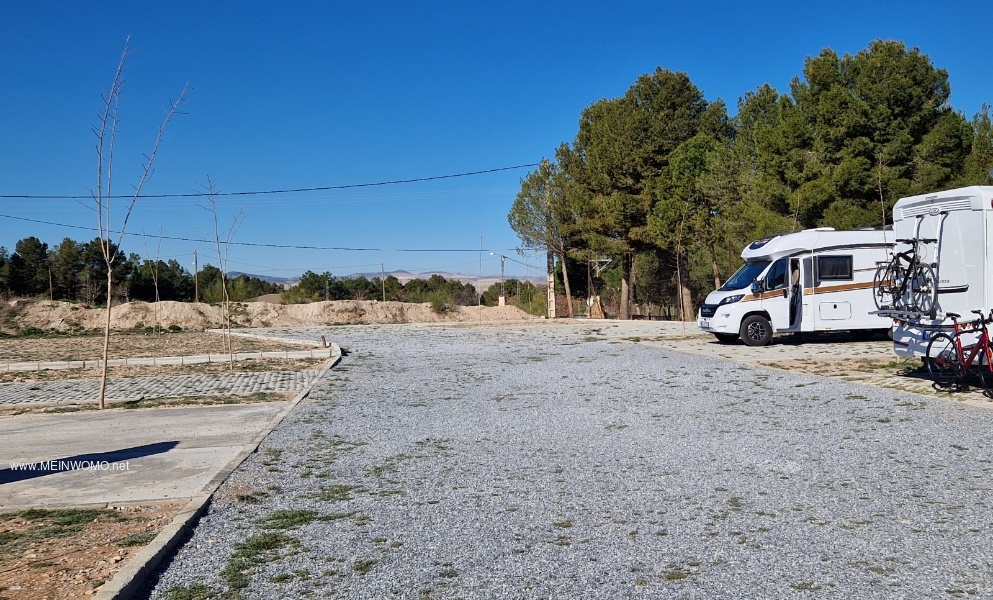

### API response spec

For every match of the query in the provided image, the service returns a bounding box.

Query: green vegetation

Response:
[163,584,218,600]
[0,236,281,303]
[279,270,481,308]
[510,39,993,319]
[353,558,378,575]
[120,532,158,546]
[311,484,362,503]
[258,510,318,530]
[221,532,297,591]
[0,508,123,560]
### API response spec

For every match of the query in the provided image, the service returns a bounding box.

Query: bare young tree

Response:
[201,178,244,367]
[93,38,188,409]
[142,226,164,335]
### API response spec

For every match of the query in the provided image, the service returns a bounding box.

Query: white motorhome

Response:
[698,228,893,346]
[889,186,993,359]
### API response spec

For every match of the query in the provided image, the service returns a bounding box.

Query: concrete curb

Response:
[94,344,342,600]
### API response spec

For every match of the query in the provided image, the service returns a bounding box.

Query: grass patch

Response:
[258,509,318,530]
[221,532,297,591]
[0,508,120,560]
[235,491,269,504]
[163,584,219,600]
[353,558,377,575]
[312,484,362,503]
[120,532,158,546]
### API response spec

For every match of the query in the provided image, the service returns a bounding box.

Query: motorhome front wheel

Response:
[740,315,773,346]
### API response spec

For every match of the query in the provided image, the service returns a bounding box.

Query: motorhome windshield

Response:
[720,261,771,291]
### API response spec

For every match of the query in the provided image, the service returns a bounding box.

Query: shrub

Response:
[428,292,454,314]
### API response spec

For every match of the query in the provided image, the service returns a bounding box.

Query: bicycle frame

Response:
[936,311,993,376]
[948,323,991,372]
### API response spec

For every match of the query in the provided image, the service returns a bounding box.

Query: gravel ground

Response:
[141,323,993,599]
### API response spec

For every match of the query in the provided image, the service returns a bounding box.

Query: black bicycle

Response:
[872,235,937,313]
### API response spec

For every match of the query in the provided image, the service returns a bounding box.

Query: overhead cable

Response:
[0,213,535,253]
[0,163,540,200]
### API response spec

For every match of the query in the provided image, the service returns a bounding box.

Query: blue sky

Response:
[1,1,989,280]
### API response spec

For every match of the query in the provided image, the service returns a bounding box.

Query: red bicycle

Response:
[925,310,993,397]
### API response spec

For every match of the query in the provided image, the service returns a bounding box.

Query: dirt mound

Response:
[0,299,537,332]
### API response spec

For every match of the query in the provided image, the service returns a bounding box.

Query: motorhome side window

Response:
[765,258,788,290]
[815,255,853,281]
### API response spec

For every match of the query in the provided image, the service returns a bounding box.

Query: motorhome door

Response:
[762,257,800,332]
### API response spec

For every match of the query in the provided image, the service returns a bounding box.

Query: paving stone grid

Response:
[0,370,321,406]
[0,329,336,407]
[0,348,333,372]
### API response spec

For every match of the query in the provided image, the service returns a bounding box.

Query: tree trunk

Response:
[726,237,734,280]
[558,245,574,318]
[546,249,556,318]
[619,253,631,320]
[710,243,722,290]
[222,274,233,367]
[97,269,113,409]
[679,252,694,321]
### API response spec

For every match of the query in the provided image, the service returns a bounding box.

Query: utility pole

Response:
[381,263,386,302]
[499,254,506,307]
[478,232,484,323]
[193,248,199,303]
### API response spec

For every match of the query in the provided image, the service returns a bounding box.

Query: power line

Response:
[0,212,535,254]
[0,163,540,200]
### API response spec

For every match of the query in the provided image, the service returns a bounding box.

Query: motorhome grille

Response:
[900,197,973,219]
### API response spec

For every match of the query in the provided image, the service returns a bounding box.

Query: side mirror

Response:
[751,280,764,294]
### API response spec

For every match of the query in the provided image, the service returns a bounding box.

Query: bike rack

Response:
[931,211,948,320]
[871,308,935,322]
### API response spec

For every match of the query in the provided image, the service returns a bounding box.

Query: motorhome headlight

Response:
[718,294,744,306]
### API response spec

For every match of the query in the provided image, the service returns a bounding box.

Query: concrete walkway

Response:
[0,402,289,510]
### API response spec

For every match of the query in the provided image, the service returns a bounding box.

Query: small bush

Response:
[17,326,46,338]
[428,292,454,314]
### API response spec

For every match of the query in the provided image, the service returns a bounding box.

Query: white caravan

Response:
[697,228,893,346]
[889,186,993,359]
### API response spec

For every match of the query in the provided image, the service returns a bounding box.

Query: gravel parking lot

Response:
[142,322,993,598]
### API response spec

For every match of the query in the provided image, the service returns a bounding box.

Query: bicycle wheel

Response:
[909,263,936,314]
[977,346,993,399]
[872,262,898,310]
[926,333,962,389]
